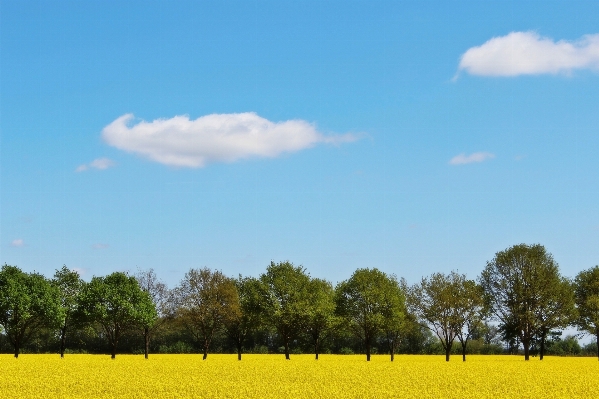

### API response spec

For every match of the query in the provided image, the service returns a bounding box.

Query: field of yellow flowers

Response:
[1,354,597,398]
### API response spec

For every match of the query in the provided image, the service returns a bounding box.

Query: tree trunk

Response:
[237,340,242,361]
[366,342,371,362]
[111,343,117,359]
[314,334,320,360]
[203,339,209,360]
[596,331,598,361]
[390,346,395,362]
[59,326,67,358]
[144,327,150,359]
[523,340,530,361]
[462,342,467,362]
[284,339,290,360]
[14,345,19,359]
[539,332,546,361]
[445,346,451,362]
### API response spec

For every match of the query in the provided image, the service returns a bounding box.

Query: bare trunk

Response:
[110,327,119,359]
[313,334,320,360]
[14,346,19,358]
[366,342,371,362]
[59,326,67,358]
[523,340,530,361]
[390,347,395,362]
[144,327,150,359]
[445,346,450,362]
[284,339,290,360]
[596,331,598,361]
[539,332,546,361]
[237,341,242,361]
[203,340,209,360]
[461,342,466,362]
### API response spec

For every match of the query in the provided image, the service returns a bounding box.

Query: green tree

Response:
[306,278,337,360]
[224,276,263,360]
[574,265,599,360]
[336,268,404,361]
[135,268,170,359]
[480,243,570,360]
[409,272,462,362]
[0,264,62,358]
[259,261,311,360]
[52,265,84,358]
[79,272,156,359]
[454,279,487,361]
[380,275,406,362]
[174,268,240,360]
[534,277,576,360]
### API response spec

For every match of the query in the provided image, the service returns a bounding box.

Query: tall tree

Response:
[534,277,576,360]
[454,279,486,361]
[336,268,403,361]
[224,276,263,360]
[259,261,311,360]
[52,265,84,358]
[79,272,156,359]
[480,243,569,360]
[305,278,337,360]
[174,268,240,360]
[135,268,170,359]
[0,264,62,358]
[381,275,406,362]
[574,265,599,360]
[409,272,462,362]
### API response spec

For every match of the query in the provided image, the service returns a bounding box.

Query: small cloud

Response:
[72,267,87,276]
[102,113,359,168]
[449,152,495,165]
[514,155,527,161]
[457,31,599,77]
[76,158,115,172]
[92,243,109,249]
[10,239,24,247]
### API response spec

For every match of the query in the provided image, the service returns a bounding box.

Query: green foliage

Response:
[225,275,263,359]
[336,268,405,361]
[174,268,240,359]
[259,261,312,359]
[78,272,156,358]
[574,265,599,359]
[52,265,84,357]
[409,271,481,361]
[480,244,574,360]
[0,264,62,357]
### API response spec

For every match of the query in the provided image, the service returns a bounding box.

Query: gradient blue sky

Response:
[1,0,598,288]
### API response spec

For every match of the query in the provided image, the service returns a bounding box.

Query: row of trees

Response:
[1,244,598,362]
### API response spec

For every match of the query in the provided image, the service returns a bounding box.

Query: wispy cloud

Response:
[76,158,115,172]
[102,113,359,168]
[10,239,24,247]
[72,267,87,276]
[92,243,109,249]
[457,32,599,77]
[449,152,495,165]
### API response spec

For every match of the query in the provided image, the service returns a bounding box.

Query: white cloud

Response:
[102,113,358,168]
[449,152,495,165]
[10,239,24,247]
[72,267,87,276]
[92,243,109,249]
[76,158,115,172]
[457,32,599,77]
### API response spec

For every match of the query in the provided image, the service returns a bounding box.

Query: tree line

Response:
[1,243,598,361]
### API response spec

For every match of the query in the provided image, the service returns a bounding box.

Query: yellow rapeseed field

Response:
[1,354,597,398]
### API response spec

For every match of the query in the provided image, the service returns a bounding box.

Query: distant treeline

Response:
[1,243,598,361]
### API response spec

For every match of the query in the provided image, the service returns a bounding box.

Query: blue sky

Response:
[1,0,598,289]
